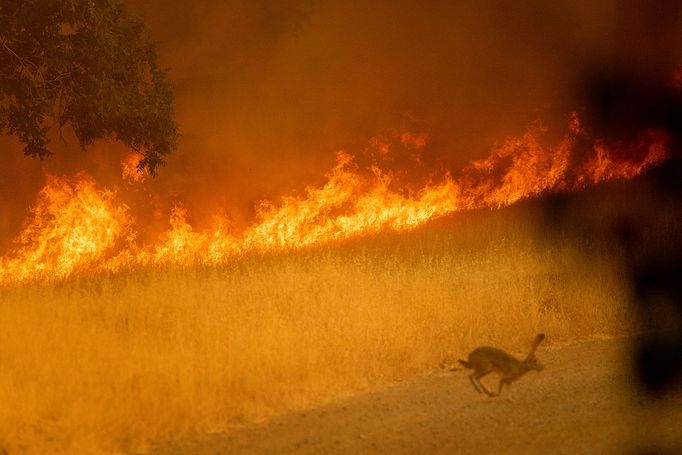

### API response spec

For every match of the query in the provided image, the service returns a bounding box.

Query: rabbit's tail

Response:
[458,359,471,369]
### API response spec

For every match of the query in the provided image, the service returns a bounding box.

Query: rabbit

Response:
[458,333,545,400]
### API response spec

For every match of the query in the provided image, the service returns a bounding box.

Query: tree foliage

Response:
[0,0,178,175]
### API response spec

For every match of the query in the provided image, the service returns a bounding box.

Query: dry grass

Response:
[0,204,636,454]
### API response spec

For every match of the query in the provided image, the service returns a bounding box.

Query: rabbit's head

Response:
[524,354,544,372]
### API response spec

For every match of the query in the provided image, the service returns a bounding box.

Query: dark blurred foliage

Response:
[582,40,682,404]
[540,2,682,453]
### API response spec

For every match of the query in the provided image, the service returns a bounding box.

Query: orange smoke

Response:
[0,113,671,287]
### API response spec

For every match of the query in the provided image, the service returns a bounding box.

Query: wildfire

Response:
[121,151,147,183]
[0,174,132,284]
[575,130,669,185]
[0,113,671,286]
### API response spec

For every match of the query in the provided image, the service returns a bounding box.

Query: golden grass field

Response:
[0,188,653,454]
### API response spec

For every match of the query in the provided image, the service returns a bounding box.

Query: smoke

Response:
[1,0,680,248]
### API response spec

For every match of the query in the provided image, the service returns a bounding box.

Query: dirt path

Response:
[149,338,682,455]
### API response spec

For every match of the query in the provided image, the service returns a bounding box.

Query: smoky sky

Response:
[1,0,681,248]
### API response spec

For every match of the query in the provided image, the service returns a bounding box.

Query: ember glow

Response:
[0,114,670,287]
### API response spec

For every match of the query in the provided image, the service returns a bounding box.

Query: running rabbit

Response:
[458,333,545,399]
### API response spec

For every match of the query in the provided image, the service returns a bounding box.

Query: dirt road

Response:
[149,338,682,455]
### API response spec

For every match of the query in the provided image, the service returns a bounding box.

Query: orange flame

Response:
[0,174,132,284]
[575,130,669,185]
[458,113,579,208]
[0,113,671,286]
[121,151,147,183]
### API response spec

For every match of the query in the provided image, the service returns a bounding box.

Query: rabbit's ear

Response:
[528,333,545,356]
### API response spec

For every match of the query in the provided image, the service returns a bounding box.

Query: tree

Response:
[0,0,178,175]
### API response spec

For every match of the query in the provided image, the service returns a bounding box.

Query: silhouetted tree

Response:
[0,0,178,175]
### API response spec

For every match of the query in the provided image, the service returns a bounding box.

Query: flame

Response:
[0,174,132,284]
[0,113,672,286]
[121,151,147,183]
[400,131,428,150]
[147,206,239,265]
[458,114,579,208]
[575,130,669,185]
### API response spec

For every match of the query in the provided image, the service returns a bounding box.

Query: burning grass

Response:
[0,114,669,288]
[0,203,636,454]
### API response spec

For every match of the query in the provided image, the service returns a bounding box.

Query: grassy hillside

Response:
[1,176,674,454]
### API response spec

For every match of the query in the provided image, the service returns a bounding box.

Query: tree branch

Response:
[0,37,39,75]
